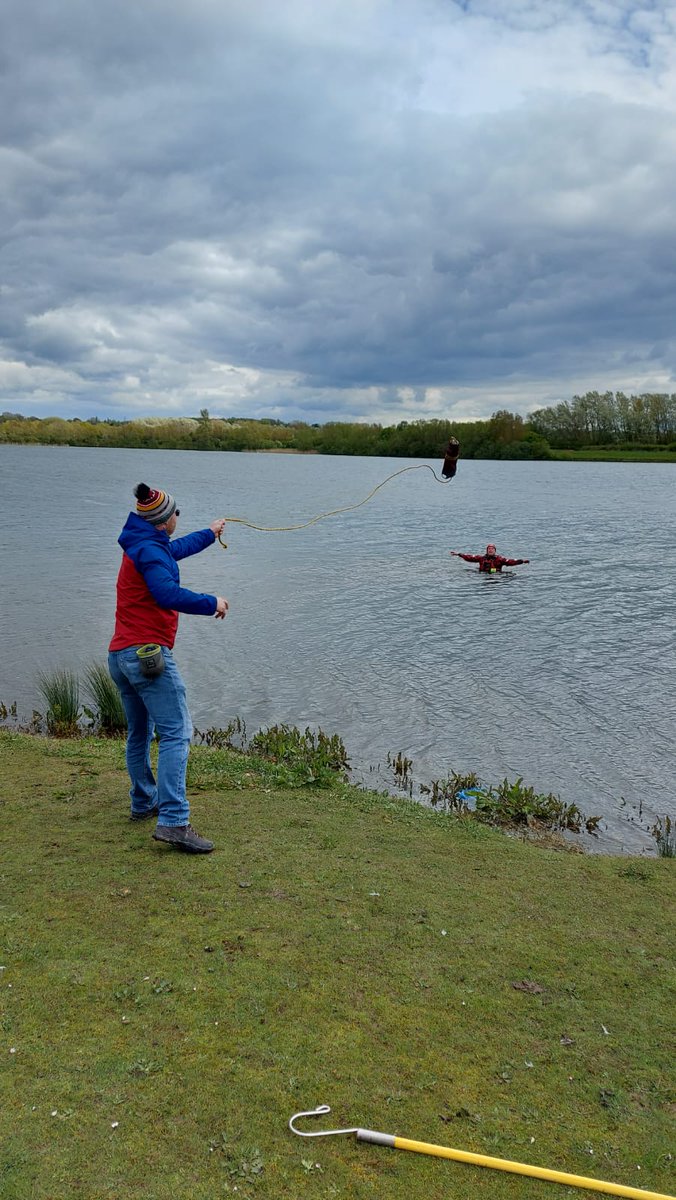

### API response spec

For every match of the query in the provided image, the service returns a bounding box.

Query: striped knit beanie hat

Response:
[134,482,177,525]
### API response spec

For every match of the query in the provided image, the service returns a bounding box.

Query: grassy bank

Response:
[1,732,674,1200]
[552,448,676,463]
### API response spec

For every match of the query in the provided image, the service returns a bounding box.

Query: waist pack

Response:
[136,644,165,679]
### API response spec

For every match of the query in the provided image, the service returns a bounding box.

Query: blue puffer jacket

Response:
[118,512,217,615]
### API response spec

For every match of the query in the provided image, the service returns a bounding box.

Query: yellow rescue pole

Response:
[289,1105,675,1200]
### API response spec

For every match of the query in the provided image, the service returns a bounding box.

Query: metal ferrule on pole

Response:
[357,1129,396,1148]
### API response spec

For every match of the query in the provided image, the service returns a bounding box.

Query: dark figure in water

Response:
[451,544,530,573]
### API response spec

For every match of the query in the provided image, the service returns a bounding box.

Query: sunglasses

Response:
[174,509,180,517]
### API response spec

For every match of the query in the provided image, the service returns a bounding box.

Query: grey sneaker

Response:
[130,805,160,821]
[152,823,214,853]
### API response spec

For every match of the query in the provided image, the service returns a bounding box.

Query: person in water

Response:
[451,544,529,573]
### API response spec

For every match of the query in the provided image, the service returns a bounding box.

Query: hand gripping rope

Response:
[288,1105,675,1200]
[217,439,460,550]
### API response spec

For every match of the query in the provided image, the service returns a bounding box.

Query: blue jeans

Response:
[108,647,192,826]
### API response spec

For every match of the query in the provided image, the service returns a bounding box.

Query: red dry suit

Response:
[456,552,527,574]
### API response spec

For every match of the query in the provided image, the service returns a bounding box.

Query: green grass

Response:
[1,731,674,1200]
[552,448,676,463]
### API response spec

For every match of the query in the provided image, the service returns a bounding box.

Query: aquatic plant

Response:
[387,750,415,795]
[651,814,675,858]
[192,720,350,788]
[420,771,481,812]
[83,662,126,735]
[0,700,42,734]
[415,763,600,836]
[193,716,247,750]
[248,723,350,786]
[472,776,600,834]
[37,669,81,737]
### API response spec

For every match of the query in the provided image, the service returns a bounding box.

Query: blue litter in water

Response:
[456,788,487,804]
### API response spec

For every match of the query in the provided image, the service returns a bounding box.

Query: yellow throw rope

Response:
[217,462,449,549]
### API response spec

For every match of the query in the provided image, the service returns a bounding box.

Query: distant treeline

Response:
[0,408,550,458]
[530,390,676,449]
[2,391,676,457]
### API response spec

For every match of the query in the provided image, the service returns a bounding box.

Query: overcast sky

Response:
[2,0,676,424]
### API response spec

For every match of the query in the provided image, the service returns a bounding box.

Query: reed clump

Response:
[37,668,81,736]
[83,661,127,734]
[651,814,675,858]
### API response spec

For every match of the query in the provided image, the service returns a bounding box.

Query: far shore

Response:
[4,441,676,463]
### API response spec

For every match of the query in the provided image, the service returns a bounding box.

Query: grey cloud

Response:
[2,0,676,420]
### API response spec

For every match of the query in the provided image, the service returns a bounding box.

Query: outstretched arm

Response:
[170,518,226,561]
[503,558,529,566]
[138,552,218,615]
[451,551,481,563]
[170,529,215,561]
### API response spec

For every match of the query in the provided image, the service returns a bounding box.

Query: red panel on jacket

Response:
[109,553,179,650]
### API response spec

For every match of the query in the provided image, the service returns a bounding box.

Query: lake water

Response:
[2,443,675,855]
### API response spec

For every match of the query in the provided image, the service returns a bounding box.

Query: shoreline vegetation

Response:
[4,667,674,859]
[4,391,676,461]
[6,671,675,857]
[2,727,675,1199]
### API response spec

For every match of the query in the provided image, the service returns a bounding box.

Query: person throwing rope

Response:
[108,482,228,853]
[451,544,529,574]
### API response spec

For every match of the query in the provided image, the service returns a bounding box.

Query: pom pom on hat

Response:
[134,482,177,525]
